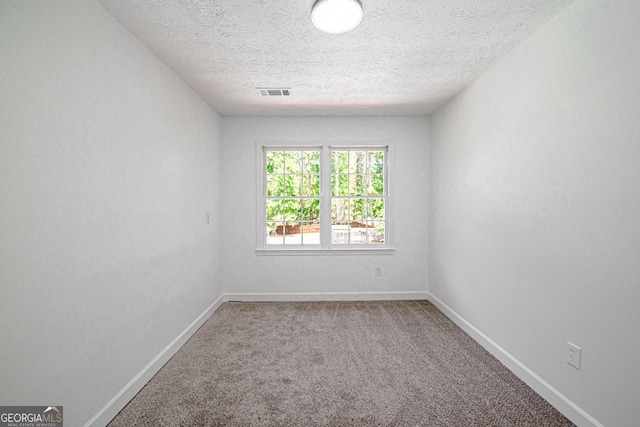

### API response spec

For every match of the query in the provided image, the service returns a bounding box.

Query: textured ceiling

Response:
[99,0,573,116]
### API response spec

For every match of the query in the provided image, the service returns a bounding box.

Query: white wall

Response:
[0,1,223,425]
[221,117,429,299]
[429,1,640,426]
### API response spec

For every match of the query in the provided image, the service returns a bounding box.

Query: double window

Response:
[257,144,391,253]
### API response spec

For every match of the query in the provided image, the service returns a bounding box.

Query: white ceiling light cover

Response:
[312,0,363,34]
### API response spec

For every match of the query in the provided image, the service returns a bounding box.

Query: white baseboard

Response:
[427,292,603,427]
[224,291,429,302]
[84,291,424,426]
[84,293,226,427]
[90,291,597,427]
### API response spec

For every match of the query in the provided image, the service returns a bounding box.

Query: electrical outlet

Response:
[374,266,382,276]
[205,212,210,224]
[567,341,581,370]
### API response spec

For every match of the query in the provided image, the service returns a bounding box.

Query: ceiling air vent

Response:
[257,87,291,97]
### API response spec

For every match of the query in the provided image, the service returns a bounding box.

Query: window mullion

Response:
[320,146,331,248]
[258,147,267,249]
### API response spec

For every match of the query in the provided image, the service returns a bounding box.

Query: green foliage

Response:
[331,150,384,196]
[266,150,320,227]
[331,150,385,223]
[331,198,385,223]
[265,149,385,243]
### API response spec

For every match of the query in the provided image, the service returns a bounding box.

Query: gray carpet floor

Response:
[108,300,575,426]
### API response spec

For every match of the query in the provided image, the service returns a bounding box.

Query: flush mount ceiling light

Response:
[311,0,363,35]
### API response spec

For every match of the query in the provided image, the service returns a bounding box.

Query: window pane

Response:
[349,151,366,173]
[368,174,384,195]
[266,221,284,245]
[331,174,349,196]
[266,175,284,197]
[368,151,384,174]
[266,199,282,221]
[283,222,302,245]
[281,199,301,221]
[331,223,349,244]
[350,174,364,196]
[371,198,385,220]
[266,151,284,174]
[302,174,320,197]
[362,199,373,221]
[368,221,385,244]
[349,225,367,244]
[300,221,320,245]
[332,151,348,174]
[284,174,302,197]
[302,198,320,221]
[285,151,302,175]
[303,151,320,174]
[348,198,367,223]
[331,198,349,224]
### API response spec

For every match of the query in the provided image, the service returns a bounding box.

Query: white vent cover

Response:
[257,87,291,96]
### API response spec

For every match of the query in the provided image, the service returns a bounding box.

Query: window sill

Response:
[255,247,395,256]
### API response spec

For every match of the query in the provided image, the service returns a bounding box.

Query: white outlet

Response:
[567,341,581,370]
[374,266,382,276]
[205,212,210,224]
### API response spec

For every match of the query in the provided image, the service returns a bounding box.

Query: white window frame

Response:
[256,141,394,256]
